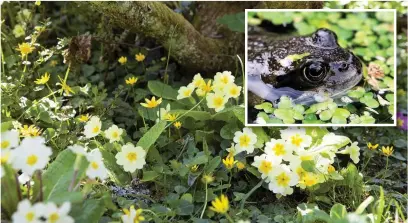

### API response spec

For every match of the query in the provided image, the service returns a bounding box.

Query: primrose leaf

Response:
[136,121,167,151]
[330,203,348,220]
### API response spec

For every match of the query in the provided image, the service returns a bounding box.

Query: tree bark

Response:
[84,1,323,73]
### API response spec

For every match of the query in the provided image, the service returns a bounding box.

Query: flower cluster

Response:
[12,199,74,223]
[176,71,242,112]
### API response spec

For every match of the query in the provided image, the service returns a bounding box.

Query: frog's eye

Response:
[303,62,328,83]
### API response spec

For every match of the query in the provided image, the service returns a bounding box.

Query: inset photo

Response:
[245,9,396,126]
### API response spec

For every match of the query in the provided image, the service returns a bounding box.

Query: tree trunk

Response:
[84,1,323,73]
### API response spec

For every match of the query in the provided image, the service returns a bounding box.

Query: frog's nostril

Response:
[338,63,349,72]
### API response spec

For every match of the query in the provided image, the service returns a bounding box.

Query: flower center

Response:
[239,135,251,147]
[26,155,38,166]
[183,89,192,96]
[291,135,303,147]
[25,212,35,221]
[213,97,224,107]
[112,132,119,138]
[276,172,290,187]
[49,213,59,223]
[230,88,238,96]
[259,160,272,174]
[92,126,100,133]
[221,76,229,84]
[1,141,10,149]
[126,152,137,162]
[91,161,99,169]
[272,143,285,156]
[296,167,306,177]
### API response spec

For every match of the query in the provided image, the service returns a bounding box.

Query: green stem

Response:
[46,82,58,108]
[63,63,71,83]
[224,213,234,223]
[200,183,208,219]
[165,97,205,129]
[380,157,389,181]
[361,155,372,173]
[239,179,264,212]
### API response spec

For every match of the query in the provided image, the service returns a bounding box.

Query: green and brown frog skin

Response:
[247,28,363,106]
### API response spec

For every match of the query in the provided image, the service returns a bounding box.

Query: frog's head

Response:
[248,28,363,105]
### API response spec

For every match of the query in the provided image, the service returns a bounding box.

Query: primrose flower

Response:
[327,164,336,173]
[173,121,182,129]
[104,124,123,143]
[339,142,360,164]
[135,53,145,62]
[83,116,102,138]
[11,137,52,176]
[20,125,42,137]
[85,149,108,180]
[268,165,299,196]
[252,154,281,181]
[367,142,379,150]
[156,104,171,122]
[1,130,19,153]
[140,96,162,108]
[222,155,235,170]
[121,206,145,223]
[209,194,229,214]
[42,202,74,223]
[280,128,312,149]
[299,172,320,188]
[233,127,257,154]
[214,71,234,86]
[224,83,242,99]
[16,42,35,56]
[264,139,294,162]
[125,76,138,86]
[177,84,195,100]
[12,199,44,223]
[192,73,205,88]
[115,143,146,172]
[381,146,394,156]
[34,72,50,85]
[118,56,127,65]
[206,93,227,112]
[78,114,90,122]
[67,144,87,156]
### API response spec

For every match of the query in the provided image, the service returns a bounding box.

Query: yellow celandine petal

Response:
[301,173,319,187]
[381,146,393,156]
[190,165,199,172]
[135,53,146,62]
[126,76,138,85]
[367,142,379,150]
[222,155,235,170]
[20,125,42,137]
[199,80,213,94]
[165,113,178,121]
[118,56,127,65]
[236,161,245,170]
[16,42,35,56]
[209,194,229,214]
[140,96,162,108]
[78,114,90,122]
[34,72,50,85]
[57,76,75,95]
[173,121,182,129]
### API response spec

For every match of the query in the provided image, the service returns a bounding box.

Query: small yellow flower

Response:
[381,146,394,157]
[202,174,214,184]
[20,125,42,137]
[118,56,127,65]
[236,161,245,170]
[58,76,75,95]
[165,113,178,122]
[222,155,235,170]
[50,60,58,67]
[16,42,35,56]
[397,118,404,127]
[140,96,162,108]
[174,121,182,129]
[301,173,319,187]
[135,53,146,62]
[125,76,138,86]
[35,1,41,6]
[78,114,90,122]
[199,80,213,94]
[190,165,199,172]
[367,142,379,151]
[34,72,50,85]
[327,165,335,173]
[209,194,229,214]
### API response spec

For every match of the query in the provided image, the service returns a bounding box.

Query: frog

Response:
[247,28,363,106]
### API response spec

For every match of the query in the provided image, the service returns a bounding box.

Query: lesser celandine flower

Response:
[135,53,145,62]
[41,202,74,223]
[252,154,280,180]
[177,84,195,100]
[174,121,182,129]
[11,137,52,176]
[165,113,178,122]
[12,199,44,223]
[233,127,257,154]
[83,116,102,138]
[1,130,19,152]
[57,76,75,95]
[121,206,145,223]
[268,165,299,196]
[104,124,123,143]
[118,56,127,65]
[125,76,138,86]
[115,143,146,172]
[264,138,293,162]
[206,93,227,112]
[190,165,199,172]
[222,155,235,170]
[16,42,35,56]
[20,125,42,137]
[280,128,312,149]
[199,80,213,94]
[367,142,379,150]
[156,104,171,122]
[381,146,393,156]
[140,96,162,108]
[34,72,50,85]
[209,194,229,214]
[85,149,108,180]
[78,114,90,122]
